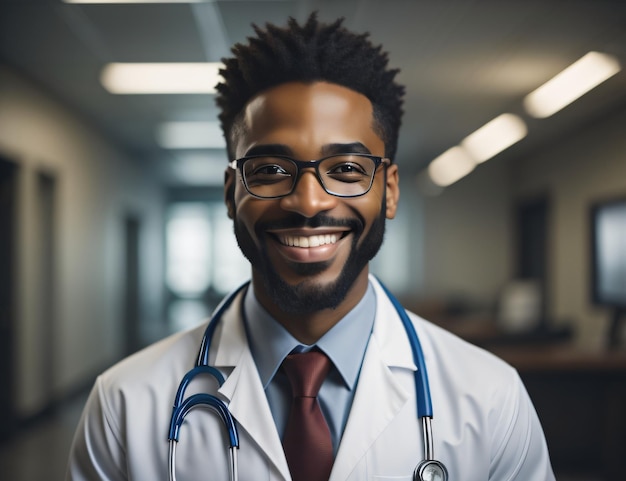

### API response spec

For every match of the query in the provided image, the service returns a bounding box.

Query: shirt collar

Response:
[244,282,376,391]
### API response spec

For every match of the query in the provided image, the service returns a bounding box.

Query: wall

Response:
[420,157,514,308]
[1,61,622,417]
[0,65,165,417]
[513,107,626,348]
[397,105,626,349]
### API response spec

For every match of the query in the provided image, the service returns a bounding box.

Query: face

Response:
[225,81,399,315]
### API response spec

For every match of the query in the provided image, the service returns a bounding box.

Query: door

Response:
[0,156,18,440]
[123,215,141,355]
[515,195,549,325]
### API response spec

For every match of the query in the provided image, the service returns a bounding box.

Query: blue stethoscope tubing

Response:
[168,283,247,481]
[376,281,448,481]
[167,279,448,481]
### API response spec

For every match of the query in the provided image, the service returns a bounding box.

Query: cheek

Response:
[233,186,258,231]
[351,182,386,233]
[233,187,279,242]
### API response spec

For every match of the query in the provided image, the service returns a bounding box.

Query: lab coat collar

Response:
[368,275,418,371]
[212,288,292,481]
[209,278,420,481]
[329,276,418,481]
[211,277,416,371]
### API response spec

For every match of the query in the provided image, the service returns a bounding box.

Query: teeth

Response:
[279,233,339,247]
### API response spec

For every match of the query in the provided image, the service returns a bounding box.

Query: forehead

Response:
[235,81,383,157]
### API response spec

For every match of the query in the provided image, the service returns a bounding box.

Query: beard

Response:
[233,204,386,315]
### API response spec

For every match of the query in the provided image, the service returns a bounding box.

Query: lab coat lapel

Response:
[330,278,416,481]
[213,294,291,481]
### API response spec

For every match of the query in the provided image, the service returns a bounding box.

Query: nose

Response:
[279,170,338,218]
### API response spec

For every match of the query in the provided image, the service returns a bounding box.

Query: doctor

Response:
[67,14,555,481]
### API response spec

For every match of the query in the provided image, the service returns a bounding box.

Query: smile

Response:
[278,233,340,248]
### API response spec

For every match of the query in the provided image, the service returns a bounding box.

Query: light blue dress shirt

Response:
[243,282,376,454]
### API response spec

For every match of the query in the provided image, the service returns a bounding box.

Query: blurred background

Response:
[1,0,626,479]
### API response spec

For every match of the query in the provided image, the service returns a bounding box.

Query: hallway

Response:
[0,394,85,481]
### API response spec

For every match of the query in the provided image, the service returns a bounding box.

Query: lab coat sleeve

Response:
[489,372,555,481]
[66,376,128,481]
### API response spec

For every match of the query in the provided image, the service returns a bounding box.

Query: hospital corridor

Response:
[2,1,626,480]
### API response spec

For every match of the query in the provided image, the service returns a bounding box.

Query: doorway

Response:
[0,156,18,441]
[36,170,57,406]
[515,195,550,325]
[123,215,141,355]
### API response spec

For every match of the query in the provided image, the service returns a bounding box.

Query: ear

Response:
[385,163,400,219]
[224,168,236,219]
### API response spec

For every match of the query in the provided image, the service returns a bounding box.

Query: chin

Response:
[235,202,386,315]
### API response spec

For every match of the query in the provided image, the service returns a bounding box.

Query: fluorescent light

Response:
[157,121,225,149]
[460,113,527,163]
[64,1,210,4]
[427,146,476,187]
[100,63,222,94]
[524,51,621,118]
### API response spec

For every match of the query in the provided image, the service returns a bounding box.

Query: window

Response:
[165,200,248,331]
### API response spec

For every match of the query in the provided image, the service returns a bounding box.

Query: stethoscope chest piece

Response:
[414,459,448,481]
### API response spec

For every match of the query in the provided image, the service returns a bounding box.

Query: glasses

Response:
[229,153,390,199]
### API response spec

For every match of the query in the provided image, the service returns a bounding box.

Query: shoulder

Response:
[408,314,554,479]
[93,322,209,422]
[414,314,516,379]
[369,277,517,389]
[409,311,523,411]
[68,324,211,480]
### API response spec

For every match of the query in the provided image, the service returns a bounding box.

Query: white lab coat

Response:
[67,277,555,481]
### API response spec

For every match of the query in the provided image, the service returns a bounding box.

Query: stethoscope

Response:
[168,280,449,481]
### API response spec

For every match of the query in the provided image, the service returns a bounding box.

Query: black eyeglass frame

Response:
[228,153,391,199]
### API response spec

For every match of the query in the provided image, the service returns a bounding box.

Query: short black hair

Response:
[215,14,405,161]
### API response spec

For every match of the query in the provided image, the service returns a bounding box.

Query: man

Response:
[67,15,555,481]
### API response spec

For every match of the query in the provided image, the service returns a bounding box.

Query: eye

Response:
[244,158,293,186]
[328,162,368,175]
[320,155,373,184]
[251,164,290,176]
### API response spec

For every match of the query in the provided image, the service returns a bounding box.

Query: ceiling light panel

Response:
[427,146,476,187]
[460,113,527,163]
[100,63,222,94]
[524,51,621,118]
[64,1,210,4]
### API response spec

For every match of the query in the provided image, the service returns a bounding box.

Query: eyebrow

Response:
[244,142,372,158]
[321,142,372,156]
[244,144,293,157]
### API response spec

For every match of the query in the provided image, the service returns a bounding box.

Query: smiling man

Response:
[67,14,555,481]
[227,81,397,344]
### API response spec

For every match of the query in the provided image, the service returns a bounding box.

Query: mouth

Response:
[266,228,351,263]
[276,232,344,248]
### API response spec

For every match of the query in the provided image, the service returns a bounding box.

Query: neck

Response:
[252,269,369,345]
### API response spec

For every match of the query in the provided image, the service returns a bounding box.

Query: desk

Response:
[490,344,626,372]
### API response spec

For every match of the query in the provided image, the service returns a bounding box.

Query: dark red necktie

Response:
[281,351,334,481]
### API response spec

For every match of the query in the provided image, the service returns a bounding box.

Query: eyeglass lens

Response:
[242,154,378,198]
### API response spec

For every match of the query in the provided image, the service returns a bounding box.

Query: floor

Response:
[0,394,85,481]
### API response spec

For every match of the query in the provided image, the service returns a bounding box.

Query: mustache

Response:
[255,213,364,233]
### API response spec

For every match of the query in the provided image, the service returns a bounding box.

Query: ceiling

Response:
[1,0,626,186]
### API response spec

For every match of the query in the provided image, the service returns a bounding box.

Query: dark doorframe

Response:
[0,156,18,441]
[123,214,141,355]
[515,195,550,325]
[36,170,57,406]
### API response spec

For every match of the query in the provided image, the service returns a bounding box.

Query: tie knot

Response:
[282,350,331,399]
